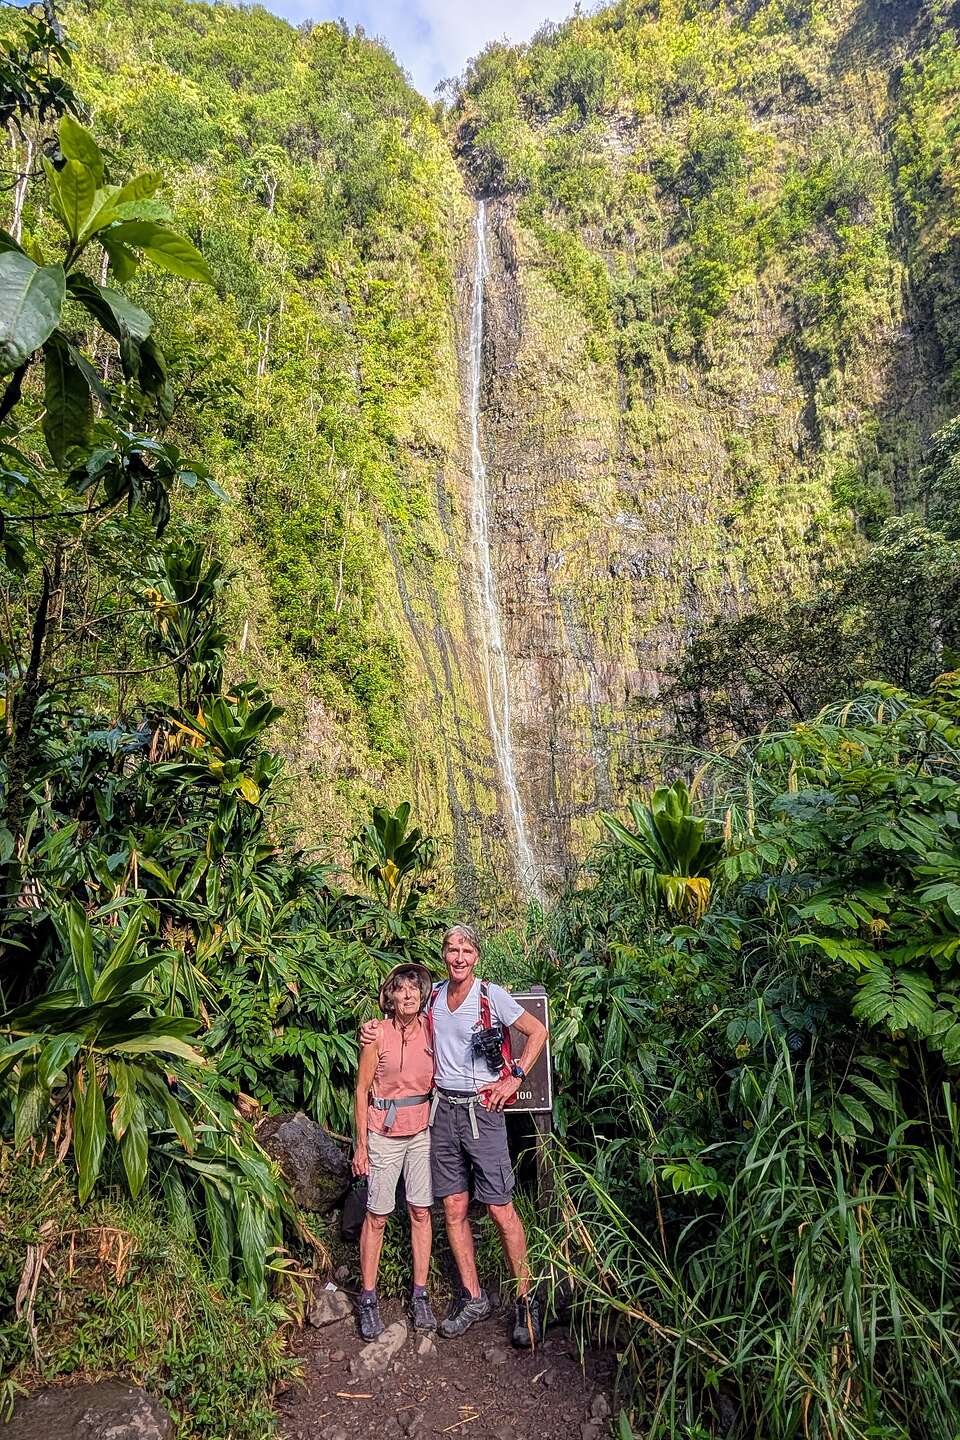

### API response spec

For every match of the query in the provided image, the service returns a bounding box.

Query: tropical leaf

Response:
[58,114,104,183]
[74,1055,106,1203]
[853,967,936,1034]
[0,252,64,374]
[43,333,93,465]
[105,221,213,284]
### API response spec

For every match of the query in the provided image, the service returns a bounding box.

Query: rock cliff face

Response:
[406,0,958,899]
[64,0,959,906]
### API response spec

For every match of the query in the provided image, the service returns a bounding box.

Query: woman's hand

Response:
[359,1018,381,1048]
[352,1143,369,1177]
[480,1076,521,1112]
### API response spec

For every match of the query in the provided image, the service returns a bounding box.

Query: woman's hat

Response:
[378,962,434,1016]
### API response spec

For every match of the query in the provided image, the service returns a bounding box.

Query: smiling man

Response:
[362,923,547,1347]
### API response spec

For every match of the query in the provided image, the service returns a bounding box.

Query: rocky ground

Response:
[276,1287,617,1440]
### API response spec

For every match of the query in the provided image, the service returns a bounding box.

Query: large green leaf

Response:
[43,334,93,466]
[38,1033,80,1086]
[0,252,64,375]
[101,237,139,284]
[74,1055,106,1203]
[14,1059,47,1147]
[237,1191,267,1306]
[44,157,96,243]
[110,1033,205,1064]
[63,900,95,1002]
[67,274,152,343]
[58,114,104,184]
[120,1092,149,1197]
[105,221,213,284]
[203,1180,232,1281]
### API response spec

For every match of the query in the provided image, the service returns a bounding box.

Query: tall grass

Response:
[538,1047,960,1439]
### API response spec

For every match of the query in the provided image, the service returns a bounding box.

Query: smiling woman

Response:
[352,961,437,1340]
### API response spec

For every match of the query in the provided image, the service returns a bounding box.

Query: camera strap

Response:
[427,980,516,1106]
[479,980,516,1104]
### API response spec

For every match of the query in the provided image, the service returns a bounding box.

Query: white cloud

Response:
[266,0,576,95]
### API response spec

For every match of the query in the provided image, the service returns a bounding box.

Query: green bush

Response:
[0,1154,292,1436]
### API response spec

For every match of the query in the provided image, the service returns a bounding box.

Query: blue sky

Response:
[261,0,576,96]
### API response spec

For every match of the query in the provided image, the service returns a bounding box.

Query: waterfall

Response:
[467,200,542,900]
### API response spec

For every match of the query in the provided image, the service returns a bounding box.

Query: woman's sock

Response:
[361,1288,376,1303]
[412,1284,427,1298]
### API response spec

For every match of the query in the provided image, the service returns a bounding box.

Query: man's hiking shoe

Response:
[511,1295,542,1349]
[410,1291,437,1331]
[358,1294,385,1341]
[439,1288,492,1338]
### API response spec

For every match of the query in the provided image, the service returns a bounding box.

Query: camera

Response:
[471,1023,506,1074]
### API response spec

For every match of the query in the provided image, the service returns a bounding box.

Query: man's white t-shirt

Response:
[431,979,524,1091]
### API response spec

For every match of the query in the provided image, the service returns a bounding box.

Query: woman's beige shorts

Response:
[366,1126,433,1215]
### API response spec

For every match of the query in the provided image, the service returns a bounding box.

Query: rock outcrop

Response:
[256,1111,350,1213]
[6,1382,172,1439]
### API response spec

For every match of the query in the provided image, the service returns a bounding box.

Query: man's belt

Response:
[371,1093,432,1132]
[430,1085,483,1139]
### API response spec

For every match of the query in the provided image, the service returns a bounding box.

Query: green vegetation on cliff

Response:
[59,0,468,840]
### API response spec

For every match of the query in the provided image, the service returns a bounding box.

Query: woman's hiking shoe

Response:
[358,1293,385,1341]
[410,1291,437,1331]
[439,1288,492,1338]
[511,1295,542,1349]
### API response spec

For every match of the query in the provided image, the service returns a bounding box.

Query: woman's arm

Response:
[352,1040,380,1176]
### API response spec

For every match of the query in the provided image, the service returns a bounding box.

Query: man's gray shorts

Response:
[430,1091,515,1206]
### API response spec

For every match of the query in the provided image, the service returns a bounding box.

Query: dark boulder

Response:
[6,1382,172,1439]
[256,1109,351,1212]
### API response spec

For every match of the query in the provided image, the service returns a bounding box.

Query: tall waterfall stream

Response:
[467,201,542,899]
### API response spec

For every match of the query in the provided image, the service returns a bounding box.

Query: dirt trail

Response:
[276,1293,616,1440]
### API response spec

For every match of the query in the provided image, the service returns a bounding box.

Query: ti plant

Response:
[601,779,725,921]
[350,800,438,926]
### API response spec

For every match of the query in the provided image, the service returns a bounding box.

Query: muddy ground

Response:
[276,1291,617,1440]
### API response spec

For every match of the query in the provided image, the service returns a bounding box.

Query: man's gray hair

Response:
[442,923,481,955]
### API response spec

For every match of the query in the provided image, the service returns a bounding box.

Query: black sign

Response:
[507,990,552,1113]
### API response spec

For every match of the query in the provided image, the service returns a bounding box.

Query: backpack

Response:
[427,979,516,1104]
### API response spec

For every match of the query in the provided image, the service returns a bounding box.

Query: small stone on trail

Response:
[580,1425,602,1440]
[400,1408,426,1435]
[590,1393,612,1420]
[356,1320,408,1377]
[335,1263,351,1281]
[328,1429,349,1440]
[416,1333,437,1358]
[330,1347,345,1362]
[484,1344,509,1364]
[307,1286,353,1327]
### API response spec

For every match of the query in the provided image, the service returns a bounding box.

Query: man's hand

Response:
[481,1076,521,1112]
[359,1018,381,1048]
[352,1144,369,1177]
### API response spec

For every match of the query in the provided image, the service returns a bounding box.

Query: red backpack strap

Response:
[479,979,491,1029]
[479,980,515,1092]
[426,983,443,1043]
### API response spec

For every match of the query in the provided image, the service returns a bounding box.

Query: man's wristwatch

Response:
[510,1062,526,1081]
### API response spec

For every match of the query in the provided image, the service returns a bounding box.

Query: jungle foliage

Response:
[507,675,960,1439]
[0,16,449,1424]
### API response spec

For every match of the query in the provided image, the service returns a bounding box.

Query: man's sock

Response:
[360,1288,376,1303]
[412,1284,427,1298]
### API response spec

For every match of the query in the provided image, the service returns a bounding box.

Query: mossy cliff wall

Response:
[453,0,960,890]
[61,0,960,902]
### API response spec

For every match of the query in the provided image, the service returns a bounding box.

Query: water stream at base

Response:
[467,200,542,900]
